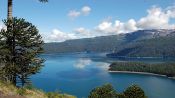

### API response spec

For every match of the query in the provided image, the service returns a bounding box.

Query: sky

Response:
[0,0,175,42]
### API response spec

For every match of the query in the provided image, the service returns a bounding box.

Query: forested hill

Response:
[44,35,125,53]
[44,29,175,57]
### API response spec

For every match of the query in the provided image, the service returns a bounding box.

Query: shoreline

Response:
[108,70,175,79]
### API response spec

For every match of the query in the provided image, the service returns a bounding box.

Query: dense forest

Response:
[109,62,175,77]
[107,35,175,57]
[44,34,125,53]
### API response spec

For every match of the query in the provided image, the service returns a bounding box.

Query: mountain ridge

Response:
[44,29,175,57]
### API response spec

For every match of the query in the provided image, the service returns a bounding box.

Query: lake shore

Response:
[108,71,175,79]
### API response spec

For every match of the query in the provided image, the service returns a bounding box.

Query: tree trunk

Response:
[13,74,16,86]
[7,0,13,20]
[21,75,25,87]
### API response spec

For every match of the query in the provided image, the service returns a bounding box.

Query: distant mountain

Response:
[44,35,125,53]
[44,29,175,57]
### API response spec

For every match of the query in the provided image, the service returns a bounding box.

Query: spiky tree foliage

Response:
[0,17,44,86]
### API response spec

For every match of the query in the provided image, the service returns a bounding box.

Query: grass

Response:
[0,81,76,98]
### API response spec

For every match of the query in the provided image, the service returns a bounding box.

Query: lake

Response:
[31,53,175,98]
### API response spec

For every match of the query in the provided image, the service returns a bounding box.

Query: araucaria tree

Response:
[0,17,44,86]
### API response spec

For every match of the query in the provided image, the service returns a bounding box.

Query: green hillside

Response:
[109,36,175,57]
[44,30,175,57]
[0,81,76,98]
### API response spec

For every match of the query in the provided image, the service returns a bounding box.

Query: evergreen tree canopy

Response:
[123,85,147,98]
[0,17,44,86]
[88,84,117,98]
[88,84,147,98]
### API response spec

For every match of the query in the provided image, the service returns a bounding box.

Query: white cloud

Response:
[68,6,91,19]
[74,27,87,33]
[74,27,95,38]
[96,21,117,34]
[137,6,175,29]
[97,21,112,31]
[96,19,138,35]
[81,6,91,15]
[46,5,175,42]
[124,19,138,31]
[68,10,81,19]
[46,29,77,42]
[0,22,6,30]
[0,24,3,30]
[96,5,175,34]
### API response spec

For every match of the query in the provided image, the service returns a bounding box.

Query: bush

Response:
[88,84,147,98]
[24,84,35,90]
[88,84,117,98]
[17,88,27,96]
[46,92,75,98]
[124,85,147,98]
[47,92,60,98]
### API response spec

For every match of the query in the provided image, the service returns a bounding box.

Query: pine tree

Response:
[0,17,44,86]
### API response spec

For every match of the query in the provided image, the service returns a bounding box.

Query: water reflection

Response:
[56,70,96,80]
[96,62,110,70]
[74,58,91,69]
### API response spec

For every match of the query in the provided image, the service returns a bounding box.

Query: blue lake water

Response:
[31,53,175,98]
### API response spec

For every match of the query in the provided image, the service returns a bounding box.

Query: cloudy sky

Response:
[0,0,175,42]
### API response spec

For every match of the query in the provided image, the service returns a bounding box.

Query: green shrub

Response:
[17,88,27,96]
[88,84,147,98]
[47,92,60,98]
[88,84,117,98]
[124,85,147,98]
[117,93,126,98]
[24,84,35,90]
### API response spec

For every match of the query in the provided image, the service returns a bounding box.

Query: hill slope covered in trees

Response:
[44,29,175,57]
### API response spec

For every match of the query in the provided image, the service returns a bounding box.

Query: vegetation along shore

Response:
[109,62,175,78]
